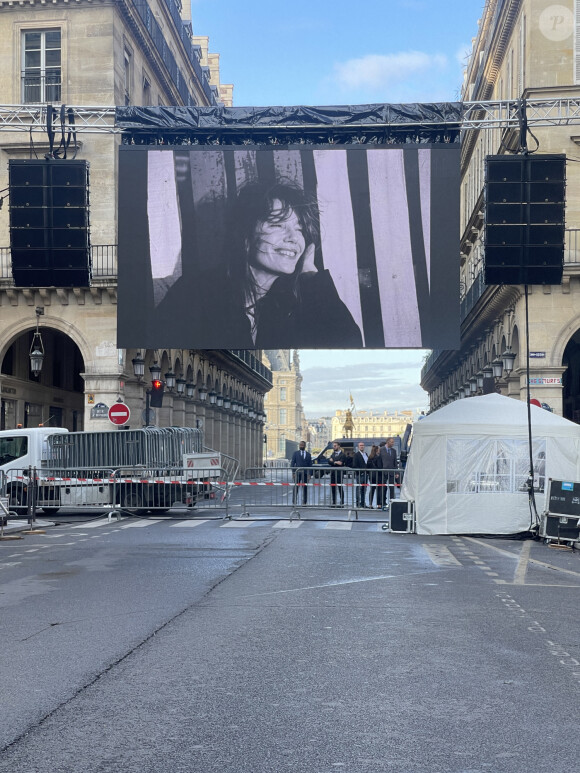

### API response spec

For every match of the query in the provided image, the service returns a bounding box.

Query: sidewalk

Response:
[0,517,55,537]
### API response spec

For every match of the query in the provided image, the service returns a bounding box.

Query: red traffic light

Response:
[150,379,165,408]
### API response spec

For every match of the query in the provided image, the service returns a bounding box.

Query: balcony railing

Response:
[228,350,273,386]
[21,71,61,104]
[0,245,117,283]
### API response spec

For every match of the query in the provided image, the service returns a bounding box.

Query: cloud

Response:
[299,360,429,417]
[332,51,448,92]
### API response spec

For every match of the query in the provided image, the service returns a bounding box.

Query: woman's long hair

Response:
[227,180,321,312]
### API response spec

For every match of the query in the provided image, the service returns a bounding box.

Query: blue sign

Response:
[562,482,574,491]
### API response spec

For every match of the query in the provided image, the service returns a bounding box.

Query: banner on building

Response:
[117,144,460,350]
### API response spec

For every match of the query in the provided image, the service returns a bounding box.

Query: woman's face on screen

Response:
[250,199,306,277]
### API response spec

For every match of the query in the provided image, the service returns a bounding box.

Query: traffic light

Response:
[150,379,165,408]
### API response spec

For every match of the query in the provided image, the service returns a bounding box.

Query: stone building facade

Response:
[263,350,305,460]
[0,0,271,471]
[331,409,414,443]
[422,0,580,419]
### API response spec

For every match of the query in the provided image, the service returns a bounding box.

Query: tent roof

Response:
[416,393,580,438]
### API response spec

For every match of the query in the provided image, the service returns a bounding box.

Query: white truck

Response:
[0,426,234,515]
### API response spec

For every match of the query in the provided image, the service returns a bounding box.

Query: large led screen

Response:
[117,145,460,349]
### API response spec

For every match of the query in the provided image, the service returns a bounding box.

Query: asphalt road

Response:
[1,511,580,773]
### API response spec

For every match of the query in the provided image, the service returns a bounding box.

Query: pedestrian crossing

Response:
[66,516,387,533]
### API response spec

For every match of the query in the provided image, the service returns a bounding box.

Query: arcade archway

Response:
[1,326,85,430]
[562,329,580,423]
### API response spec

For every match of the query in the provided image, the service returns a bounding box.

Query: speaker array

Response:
[484,154,565,286]
[9,159,91,287]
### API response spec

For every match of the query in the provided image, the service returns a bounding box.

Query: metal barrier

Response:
[2,466,235,519]
[232,467,405,519]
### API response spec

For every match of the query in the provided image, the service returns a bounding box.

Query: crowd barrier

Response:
[233,466,404,519]
[1,466,235,519]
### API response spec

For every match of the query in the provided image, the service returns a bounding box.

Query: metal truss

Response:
[0,104,117,134]
[1,98,580,135]
[461,97,580,130]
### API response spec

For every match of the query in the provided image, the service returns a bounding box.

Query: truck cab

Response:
[0,427,69,474]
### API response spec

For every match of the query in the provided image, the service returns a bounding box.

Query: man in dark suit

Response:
[291,440,312,504]
[352,441,369,508]
[328,441,348,506]
[380,437,398,508]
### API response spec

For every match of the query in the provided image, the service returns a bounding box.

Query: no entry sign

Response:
[109,403,130,425]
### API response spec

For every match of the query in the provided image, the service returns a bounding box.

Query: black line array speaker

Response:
[484,154,565,285]
[9,159,91,287]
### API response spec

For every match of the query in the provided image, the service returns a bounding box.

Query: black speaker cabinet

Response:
[9,159,91,287]
[389,500,414,533]
[484,154,565,286]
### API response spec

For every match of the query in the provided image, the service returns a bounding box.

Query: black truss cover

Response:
[116,103,462,144]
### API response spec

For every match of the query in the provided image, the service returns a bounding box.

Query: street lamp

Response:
[149,362,161,382]
[165,369,176,391]
[29,307,45,376]
[208,390,217,405]
[185,382,195,399]
[198,386,208,402]
[502,348,516,376]
[469,377,478,394]
[216,394,224,408]
[132,352,145,379]
[482,365,493,381]
[223,396,231,410]
[175,377,186,396]
[476,372,484,391]
[492,358,504,379]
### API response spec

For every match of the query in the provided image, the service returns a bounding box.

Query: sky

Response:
[190,0,486,416]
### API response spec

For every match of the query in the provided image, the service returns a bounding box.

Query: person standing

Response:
[367,445,381,508]
[328,441,347,507]
[380,437,398,508]
[290,440,312,504]
[352,441,369,508]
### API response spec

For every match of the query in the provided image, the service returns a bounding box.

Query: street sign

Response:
[109,403,130,425]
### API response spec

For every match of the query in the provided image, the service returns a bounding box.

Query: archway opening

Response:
[562,329,580,423]
[1,327,85,430]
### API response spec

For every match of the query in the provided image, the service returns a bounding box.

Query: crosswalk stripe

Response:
[72,518,114,529]
[324,521,353,530]
[170,520,210,528]
[120,519,163,528]
[220,520,255,528]
[272,520,304,529]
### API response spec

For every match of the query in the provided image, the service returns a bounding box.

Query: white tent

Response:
[400,393,580,535]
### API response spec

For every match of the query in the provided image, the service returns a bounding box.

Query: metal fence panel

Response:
[235,467,404,518]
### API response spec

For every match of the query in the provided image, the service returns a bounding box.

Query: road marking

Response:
[272,520,303,529]
[513,540,533,585]
[465,537,518,559]
[72,519,113,529]
[220,520,255,528]
[324,522,353,530]
[170,520,210,528]
[120,519,163,528]
[0,562,21,568]
[421,544,462,567]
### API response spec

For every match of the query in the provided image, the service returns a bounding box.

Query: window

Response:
[124,49,132,105]
[280,387,287,401]
[279,409,287,424]
[143,74,152,106]
[22,29,61,103]
[0,435,28,465]
[446,438,546,494]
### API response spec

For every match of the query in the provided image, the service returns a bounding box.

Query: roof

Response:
[415,393,580,438]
